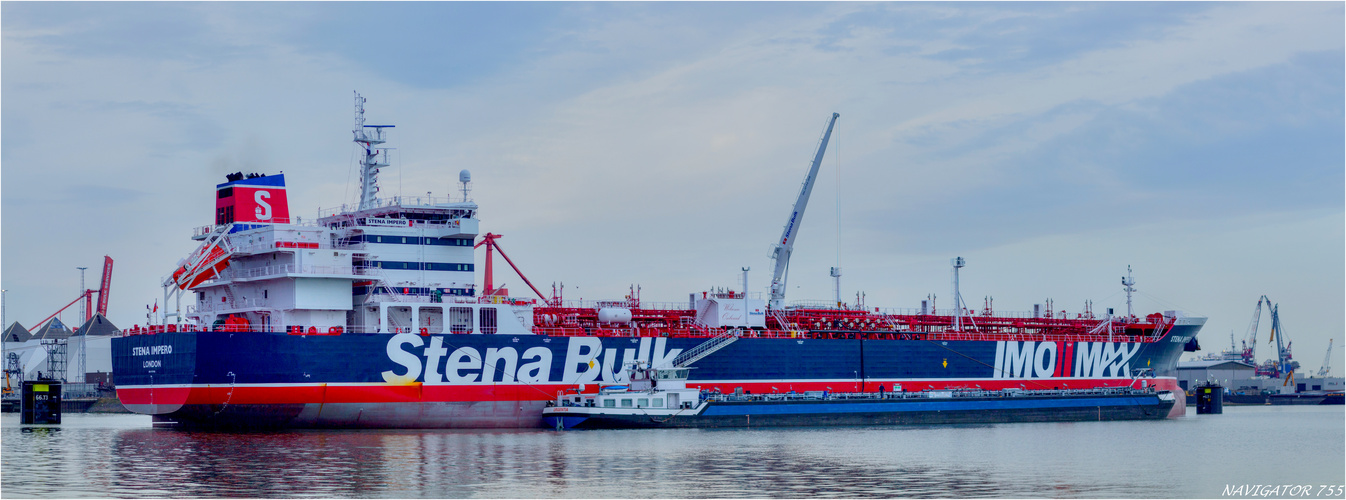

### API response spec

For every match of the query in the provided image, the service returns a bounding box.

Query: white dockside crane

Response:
[768,113,840,311]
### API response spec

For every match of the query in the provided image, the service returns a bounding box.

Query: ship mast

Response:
[354,92,394,211]
[952,257,965,331]
[1122,265,1136,320]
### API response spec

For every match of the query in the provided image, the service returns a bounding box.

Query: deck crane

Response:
[475,233,548,303]
[1318,339,1333,377]
[32,256,114,330]
[767,112,840,310]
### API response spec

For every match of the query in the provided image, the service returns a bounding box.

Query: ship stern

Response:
[112,332,198,415]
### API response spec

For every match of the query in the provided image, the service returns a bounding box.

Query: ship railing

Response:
[533,327,641,338]
[317,195,467,218]
[193,218,321,238]
[667,329,741,368]
[119,323,203,335]
[214,264,357,281]
[519,326,1160,344]
[353,267,435,303]
[354,266,502,304]
[870,307,1111,321]
[356,288,534,307]
[526,327,810,340]
[121,323,354,335]
[1088,318,1113,336]
[882,315,905,331]
[364,290,426,303]
[917,331,1153,344]
[784,300,837,310]
[230,241,325,255]
[1143,317,1175,340]
[195,297,271,314]
[479,295,539,306]
[361,293,503,305]
[545,300,690,311]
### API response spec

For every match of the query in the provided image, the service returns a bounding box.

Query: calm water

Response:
[2,406,1342,498]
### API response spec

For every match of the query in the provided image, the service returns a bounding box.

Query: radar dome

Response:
[459,170,472,183]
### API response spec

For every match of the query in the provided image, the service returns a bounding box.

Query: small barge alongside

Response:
[542,363,1176,429]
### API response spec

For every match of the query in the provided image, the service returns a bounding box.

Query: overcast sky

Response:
[3,2,1342,368]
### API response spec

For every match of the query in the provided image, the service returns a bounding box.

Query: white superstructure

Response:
[169,93,534,336]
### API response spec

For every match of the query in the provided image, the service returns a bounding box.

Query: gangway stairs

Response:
[882,315,905,332]
[1089,317,1114,337]
[770,309,792,331]
[666,329,742,368]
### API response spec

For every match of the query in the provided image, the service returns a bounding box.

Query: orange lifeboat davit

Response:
[184,244,231,289]
[171,228,235,290]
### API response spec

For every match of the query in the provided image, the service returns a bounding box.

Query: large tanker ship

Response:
[112,95,1204,428]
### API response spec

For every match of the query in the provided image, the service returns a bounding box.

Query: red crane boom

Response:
[96,256,113,316]
[32,256,114,330]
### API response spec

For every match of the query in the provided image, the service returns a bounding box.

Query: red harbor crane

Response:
[32,256,114,330]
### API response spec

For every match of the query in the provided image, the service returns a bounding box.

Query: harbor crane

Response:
[1318,339,1333,377]
[1239,296,1266,365]
[768,112,840,310]
[32,256,114,330]
[1265,301,1299,384]
[1236,296,1299,381]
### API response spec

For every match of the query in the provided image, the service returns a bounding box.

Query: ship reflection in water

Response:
[3,409,1344,498]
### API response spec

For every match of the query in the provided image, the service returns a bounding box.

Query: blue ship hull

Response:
[112,324,1199,428]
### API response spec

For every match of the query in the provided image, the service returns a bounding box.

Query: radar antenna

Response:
[459,169,472,203]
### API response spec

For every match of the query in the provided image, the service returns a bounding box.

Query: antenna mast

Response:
[952,257,965,331]
[354,92,394,211]
[1121,265,1136,320]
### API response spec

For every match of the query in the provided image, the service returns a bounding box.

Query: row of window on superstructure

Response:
[339,235,474,247]
[354,286,475,297]
[326,211,475,229]
[601,397,665,408]
[359,261,474,271]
